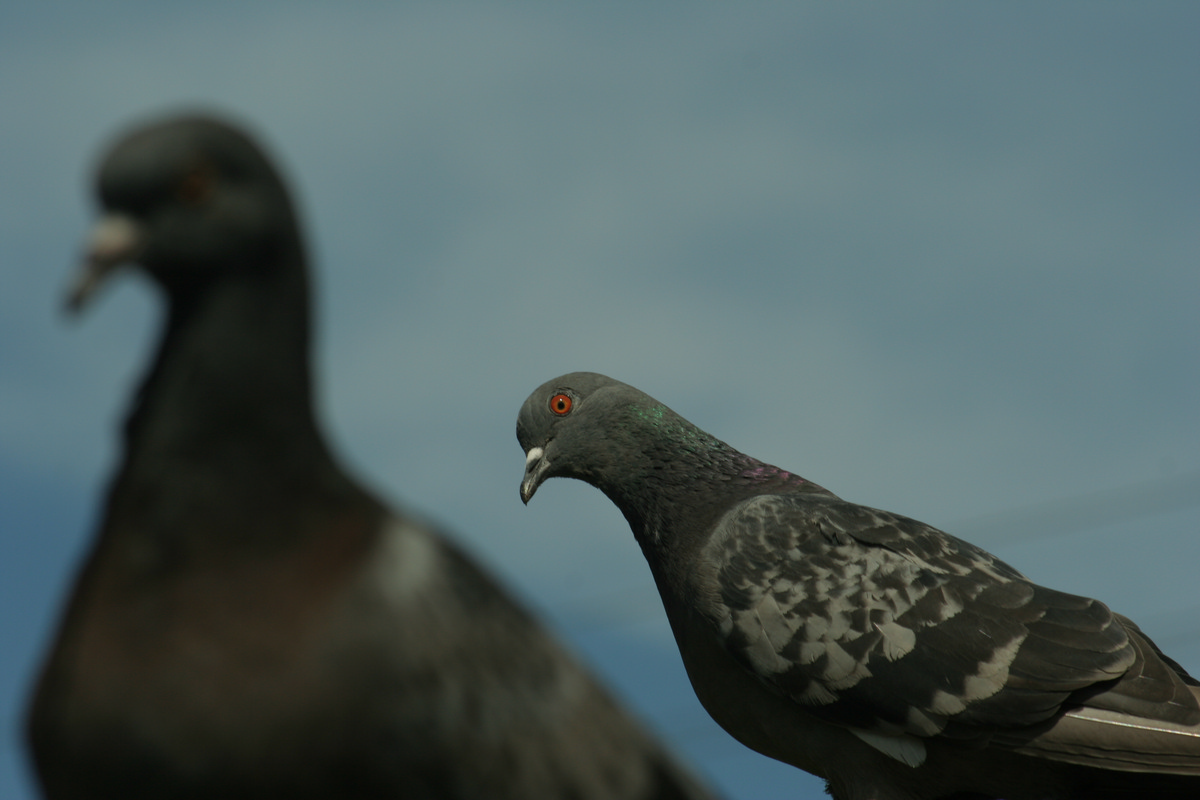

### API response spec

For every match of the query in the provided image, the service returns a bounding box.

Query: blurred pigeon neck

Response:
[122,250,331,472]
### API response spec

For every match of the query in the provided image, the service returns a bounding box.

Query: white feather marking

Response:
[736,611,787,674]
[850,729,927,767]
[798,641,825,665]
[1065,707,1200,738]
[929,689,968,715]
[935,584,964,619]
[796,680,838,704]
[875,621,916,661]
[739,606,796,676]
[805,615,830,639]
[905,706,946,737]
[821,640,860,683]
[961,671,1004,702]
[373,519,440,602]
[756,595,798,653]
[826,611,852,640]
[961,634,1021,701]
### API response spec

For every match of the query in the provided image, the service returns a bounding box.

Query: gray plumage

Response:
[26,118,720,800]
[517,371,1200,800]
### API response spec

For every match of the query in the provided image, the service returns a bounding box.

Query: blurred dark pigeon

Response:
[26,116,721,800]
[516,371,1200,800]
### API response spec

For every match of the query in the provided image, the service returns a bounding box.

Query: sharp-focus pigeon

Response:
[516,371,1200,800]
[26,117,721,800]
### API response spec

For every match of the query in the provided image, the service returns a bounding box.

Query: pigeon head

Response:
[518,372,624,504]
[518,373,825,552]
[67,113,300,311]
[516,372,730,507]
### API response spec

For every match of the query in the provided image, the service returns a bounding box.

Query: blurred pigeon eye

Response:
[177,163,214,204]
[549,393,573,415]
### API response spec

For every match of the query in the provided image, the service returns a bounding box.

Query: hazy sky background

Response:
[3,4,1198,798]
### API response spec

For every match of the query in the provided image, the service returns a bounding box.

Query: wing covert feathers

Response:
[702,493,1200,773]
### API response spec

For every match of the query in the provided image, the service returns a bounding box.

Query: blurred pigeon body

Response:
[26,118,719,800]
[516,372,1200,800]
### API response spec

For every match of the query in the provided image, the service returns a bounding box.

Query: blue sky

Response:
[2,4,1198,798]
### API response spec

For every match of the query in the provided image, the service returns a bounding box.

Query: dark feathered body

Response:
[517,371,1200,800]
[27,118,718,800]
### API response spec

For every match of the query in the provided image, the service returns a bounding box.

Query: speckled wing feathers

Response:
[701,493,1196,755]
[515,372,1200,792]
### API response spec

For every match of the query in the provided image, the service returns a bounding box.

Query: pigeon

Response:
[25,116,722,800]
[516,371,1200,800]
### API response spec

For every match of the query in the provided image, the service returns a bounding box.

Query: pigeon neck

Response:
[607,410,813,560]
[616,446,818,598]
[122,242,334,478]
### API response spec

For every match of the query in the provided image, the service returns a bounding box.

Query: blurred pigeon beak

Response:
[520,446,549,505]
[65,214,144,313]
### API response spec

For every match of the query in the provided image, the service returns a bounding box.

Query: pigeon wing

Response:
[701,493,1200,758]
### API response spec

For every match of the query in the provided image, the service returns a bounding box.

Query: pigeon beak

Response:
[520,446,551,505]
[65,214,144,313]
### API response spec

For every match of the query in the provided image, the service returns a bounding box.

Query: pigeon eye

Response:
[549,393,573,415]
[177,163,214,205]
